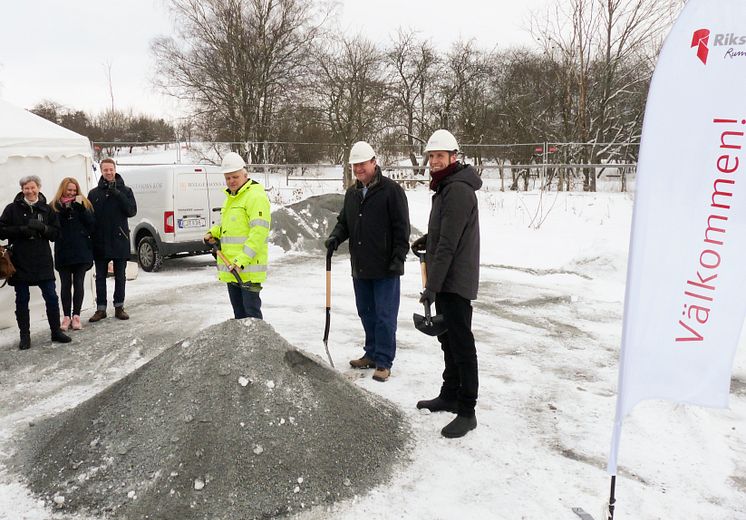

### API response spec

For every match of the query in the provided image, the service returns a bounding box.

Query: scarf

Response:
[60,196,75,205]
[429,162,459,191]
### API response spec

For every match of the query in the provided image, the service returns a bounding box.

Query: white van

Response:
[117,164,227,271]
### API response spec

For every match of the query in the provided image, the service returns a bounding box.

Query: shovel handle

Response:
[215,248,243,285]
[326,270,331,307]
[417,252,428,288]
[416,252,435,323]
[423,301,433,322]
[325,249,332,308]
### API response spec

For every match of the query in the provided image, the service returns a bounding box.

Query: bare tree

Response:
[152,0,325,159]
[310,36,388,187]
[413,39,496,173]
[591,0,674,158]
[385,29,439,169]
[449,44,497,168]
[532,0,678,190]
[489,49,566,189]
[103,60,115,112]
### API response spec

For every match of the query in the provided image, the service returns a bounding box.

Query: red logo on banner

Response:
[691,28,710,64]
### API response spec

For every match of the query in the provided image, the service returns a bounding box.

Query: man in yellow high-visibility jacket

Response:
[204,152,270,319]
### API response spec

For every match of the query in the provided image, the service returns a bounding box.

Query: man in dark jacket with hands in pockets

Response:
[87,158,137,323]
[325,141,410,382]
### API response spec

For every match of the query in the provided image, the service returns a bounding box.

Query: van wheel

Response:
[137,236,163,272]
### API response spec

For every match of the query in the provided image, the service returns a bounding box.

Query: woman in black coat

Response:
[0,175,71,349]
[50,177,95,331]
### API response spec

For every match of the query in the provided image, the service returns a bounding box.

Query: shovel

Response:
[211,242,254,291]
[322,248,335,367]
[413,252,447,336]
[211,242,242,283]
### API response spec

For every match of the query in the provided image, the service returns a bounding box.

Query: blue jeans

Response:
[94,259,127,310]
[227,283,262,319]
[14,280,60,314]
[352,276,400,369]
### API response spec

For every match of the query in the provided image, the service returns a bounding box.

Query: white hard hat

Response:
[348,141,376,164]
[220,152,246,174]
[424,129,459,153]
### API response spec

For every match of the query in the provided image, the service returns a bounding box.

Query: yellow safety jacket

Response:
[209,179,271,284]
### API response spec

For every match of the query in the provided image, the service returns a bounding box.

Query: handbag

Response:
[0,244,16,287]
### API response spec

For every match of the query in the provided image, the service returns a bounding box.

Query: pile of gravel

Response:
[12,319,410,519]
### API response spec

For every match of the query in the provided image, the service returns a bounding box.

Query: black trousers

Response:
[435,292,479,417]
[58,263,90,316]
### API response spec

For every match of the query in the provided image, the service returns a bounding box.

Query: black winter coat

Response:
[53,201,95,269]
[87,173,137,260]
[425,163,482,300]
[0,192,60,285]
[330,167,410,279]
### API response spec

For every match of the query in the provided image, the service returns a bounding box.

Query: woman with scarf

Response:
[50,177,95,331]
[0,175,71,349]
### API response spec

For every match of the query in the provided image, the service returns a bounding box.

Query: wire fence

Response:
[93,140,638,193]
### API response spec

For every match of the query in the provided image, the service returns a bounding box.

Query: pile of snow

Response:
[11,319,409,519]
[4,188,746,520]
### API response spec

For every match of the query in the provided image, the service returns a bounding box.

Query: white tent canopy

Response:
[0,99,94,331]
[0,99,92,163]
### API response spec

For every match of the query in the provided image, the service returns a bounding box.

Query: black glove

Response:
[419,288,436,307]
[388,257,404,273]
[20,225,35,237]
[411,235,427,255]
[205,237,218,258]
[27,219,45,232]
[324,236,339,252]
[107,181,118,193]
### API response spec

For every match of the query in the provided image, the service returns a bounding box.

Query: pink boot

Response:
[71,315,82,330]
[60,316,71,331]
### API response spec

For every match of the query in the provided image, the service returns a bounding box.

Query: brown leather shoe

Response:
[89,310,107,322]
[372,367,390,382]
[115,307,129,320]
[349,356,376,369]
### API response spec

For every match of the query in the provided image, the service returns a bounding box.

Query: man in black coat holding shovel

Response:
[325,141,410,382]
[412,129,482,438]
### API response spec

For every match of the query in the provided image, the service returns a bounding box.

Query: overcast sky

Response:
[0,0,552,121]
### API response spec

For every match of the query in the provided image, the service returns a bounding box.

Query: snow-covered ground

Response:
[1,183,746,520]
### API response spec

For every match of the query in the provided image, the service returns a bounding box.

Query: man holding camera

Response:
[87,158,137,322]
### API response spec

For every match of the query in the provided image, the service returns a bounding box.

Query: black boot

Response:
[441,415,477,438]
[51,329,72,343]
[48,307,71,344]
[16,310,31,350]
[416,396,458,413]
[19,332,31,350]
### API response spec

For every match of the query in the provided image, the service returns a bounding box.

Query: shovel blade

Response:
[413,312,447,336]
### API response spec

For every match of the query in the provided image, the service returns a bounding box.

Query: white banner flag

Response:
[609,0,746,474]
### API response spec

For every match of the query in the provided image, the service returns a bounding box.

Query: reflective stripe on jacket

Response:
[209,180,271,284]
